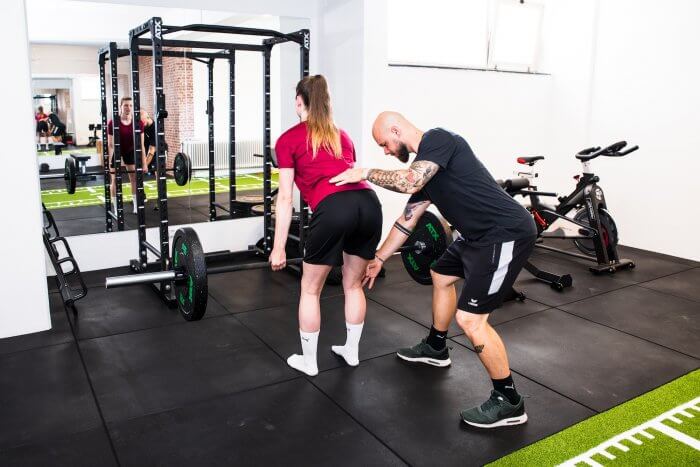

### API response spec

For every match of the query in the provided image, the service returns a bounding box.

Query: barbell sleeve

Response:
[106,270,179,288]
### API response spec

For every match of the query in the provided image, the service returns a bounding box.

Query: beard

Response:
[396,143,410,163]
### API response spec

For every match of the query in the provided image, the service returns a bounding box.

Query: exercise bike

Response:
[507,141,639,274]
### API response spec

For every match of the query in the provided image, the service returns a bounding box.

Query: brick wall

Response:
[137,54,193,168]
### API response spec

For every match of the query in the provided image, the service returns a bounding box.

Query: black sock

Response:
[492,374,519,405]
[426,326,448,350]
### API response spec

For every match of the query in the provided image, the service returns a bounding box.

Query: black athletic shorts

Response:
[431,235,536,314]
[36,120,49,133]
[110,152,135,167]
[51,125,65,137]
[304,189,383,266]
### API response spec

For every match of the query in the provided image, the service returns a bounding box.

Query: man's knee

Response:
[456,310,488,336]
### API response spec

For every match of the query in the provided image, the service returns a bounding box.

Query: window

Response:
[488,0,543,72]
[387,0,545,73]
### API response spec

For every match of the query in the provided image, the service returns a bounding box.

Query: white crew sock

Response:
[111,197,117,213]
[332,321,364,367]
[132,196,138,214]
[287,329,319,376]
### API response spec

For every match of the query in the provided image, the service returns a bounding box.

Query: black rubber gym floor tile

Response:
[462,309,699,412]
[558,286,700,358]
[0,428,117,467]
[77,265,132,289]
[0,343,102,450]
[0,294,73,355]
[48,205,108,221]
[67,285,229,340]
[237,295,428,372]
[512,255,632,307]
[640,268,700,303]
[108,378,402,466]
[79,315,296,423]
[55,217,109,236]
[368,280,550,337]
[536,243,694,284]
[208,268,301,313]
[123,205,211,229]
[313,348,594,466]
[617,245,700,268]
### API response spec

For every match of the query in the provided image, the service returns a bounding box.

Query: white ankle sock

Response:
[287,329,319,376]
[111,198,117,213]
[332,321,364,366]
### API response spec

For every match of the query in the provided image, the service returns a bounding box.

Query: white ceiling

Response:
[26,0,267,45]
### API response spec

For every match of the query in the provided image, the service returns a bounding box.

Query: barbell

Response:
[40,152,195,194]
[104,211,453,321]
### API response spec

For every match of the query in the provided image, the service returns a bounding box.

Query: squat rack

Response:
[124,17,309,306]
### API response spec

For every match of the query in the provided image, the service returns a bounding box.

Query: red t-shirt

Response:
[275,122,372,210]
[107,118,144,157]
[35,112,47,122]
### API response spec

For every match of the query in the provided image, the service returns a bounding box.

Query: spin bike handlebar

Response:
[576,141,639,161]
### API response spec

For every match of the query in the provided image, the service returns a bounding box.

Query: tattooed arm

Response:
[363,199,432,289]
[366,160,439,194]
[329,160,440,194]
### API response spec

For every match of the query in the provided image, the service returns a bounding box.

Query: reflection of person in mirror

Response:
[141,110,156,174]
[47,112,66,143]
[107,97,145,214]
[35,106,49,145]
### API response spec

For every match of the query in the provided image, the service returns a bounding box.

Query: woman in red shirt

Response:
[271,75,383,376]
[107,97,145,214]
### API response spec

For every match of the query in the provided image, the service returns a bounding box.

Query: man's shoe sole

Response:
[396,352,451,367]
[461,413,528,428]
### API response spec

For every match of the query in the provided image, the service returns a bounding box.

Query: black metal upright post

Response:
[228,51,236,217]
[98,52,113,232]
[298,30,310,251]
[109,42,124,231]
[150,17,171,274]
[262,45,273,255]
[207,58,216,221]
[130,34,147,269]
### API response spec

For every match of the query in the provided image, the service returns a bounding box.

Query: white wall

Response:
[585,0,700,260]
[0,0,51,338]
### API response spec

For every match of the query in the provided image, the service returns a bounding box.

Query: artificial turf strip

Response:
[41,173,278,210]
[489,369,700,466]
[37,147,98,157]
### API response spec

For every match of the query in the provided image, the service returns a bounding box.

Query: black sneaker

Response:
[396,339,451,367]
[460,390,528,428]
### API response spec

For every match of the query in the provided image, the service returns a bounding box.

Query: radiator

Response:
[181,140,264,175]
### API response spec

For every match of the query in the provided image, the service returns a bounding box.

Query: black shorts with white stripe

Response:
[430,235,536,314]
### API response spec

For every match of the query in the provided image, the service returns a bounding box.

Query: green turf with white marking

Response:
[490,369,700,467]
[41,173,278,209]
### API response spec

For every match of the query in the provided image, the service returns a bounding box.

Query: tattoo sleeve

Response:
[366,160,439,193]
[403,200,429,222]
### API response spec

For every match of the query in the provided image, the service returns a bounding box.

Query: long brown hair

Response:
[296,75,341,158]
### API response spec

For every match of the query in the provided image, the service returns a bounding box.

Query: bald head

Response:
[371,111,422,163]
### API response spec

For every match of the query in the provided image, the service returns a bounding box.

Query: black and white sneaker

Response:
[396,339,451,367]
[460,390,528,428]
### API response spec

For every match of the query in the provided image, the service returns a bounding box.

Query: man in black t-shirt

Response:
[330,111,537,429]
[141,111,157,174]
[47,112,66,142]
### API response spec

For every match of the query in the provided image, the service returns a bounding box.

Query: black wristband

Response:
[375,255,385,263]
[393,221,413,236]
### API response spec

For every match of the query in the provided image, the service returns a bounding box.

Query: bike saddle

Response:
[517,156,545,166]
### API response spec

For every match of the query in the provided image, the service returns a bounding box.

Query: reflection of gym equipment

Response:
[40,152,194,194]
[105,211,452,321]
[503,141,639,274]
[33,94,57,113]
[88,123,102,147]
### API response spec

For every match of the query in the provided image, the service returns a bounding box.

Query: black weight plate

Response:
[173,152,191,186]
[64,158,77,194]
[172,227,208,321]
[401,211,452,285]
